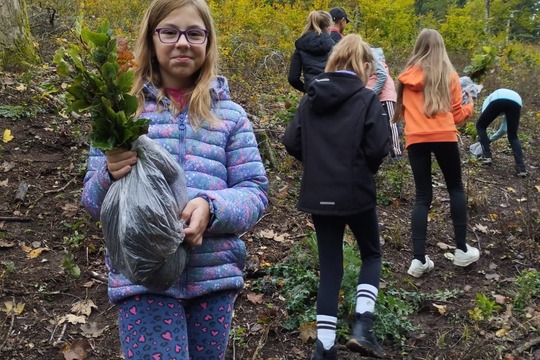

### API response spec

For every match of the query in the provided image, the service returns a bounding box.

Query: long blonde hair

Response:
[132,0,219,127]
[325,34,374,84]
[301,10,332,36]
[395,28,454,120]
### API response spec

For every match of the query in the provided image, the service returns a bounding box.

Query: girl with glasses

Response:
[81,0,269,358]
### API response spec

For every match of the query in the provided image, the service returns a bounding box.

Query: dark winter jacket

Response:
[282,72,389,215]
[287,31,335,92]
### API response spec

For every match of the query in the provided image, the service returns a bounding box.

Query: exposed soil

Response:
[1,41,540,360]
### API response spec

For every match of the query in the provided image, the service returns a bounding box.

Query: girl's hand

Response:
[181,197,211,247]
[106,148,138,180]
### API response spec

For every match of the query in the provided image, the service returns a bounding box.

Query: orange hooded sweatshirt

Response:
[398,66,473,148]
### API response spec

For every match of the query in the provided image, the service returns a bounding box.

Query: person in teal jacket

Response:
[476,88,527,177]
[81,0,268,358]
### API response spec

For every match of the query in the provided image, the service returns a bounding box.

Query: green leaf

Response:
[123,94,139,116]
[101,62,118,80]
[67,85,86,101]
[81,28,109,47]
[69,99,91,113]
[115,71,134,93]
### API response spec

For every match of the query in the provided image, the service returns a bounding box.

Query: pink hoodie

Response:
[366,62,397,102]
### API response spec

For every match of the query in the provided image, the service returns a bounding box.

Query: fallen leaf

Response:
[433,303,447,315]
[71,299,97,316]
[495,328,510,337]
[249,323,264,334]
[489,213,498,220]
[259,229,275,239]
[80,322,107,338]
[494,294,507,304]
[273,233,287,242]
[58,314,87,325]
[535,185,540,192]
[298,321,317,343]
[21,244,32,253]
[2,129,14,143]
[437,242,455,250]
[473,224,488,234]
[27,248,49,259]
[246,292,264,305]
[2,300,25,315]
[444,252,455,261]
[485,273,500,281]
[0,240,15,248]
[61,203,80,218]
[62,338,91,360]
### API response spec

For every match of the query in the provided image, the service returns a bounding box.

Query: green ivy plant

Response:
[53,19,149,151]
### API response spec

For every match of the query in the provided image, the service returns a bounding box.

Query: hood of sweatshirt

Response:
[398,65,425,92]
[306,72,364,114]
[295,31,335,56]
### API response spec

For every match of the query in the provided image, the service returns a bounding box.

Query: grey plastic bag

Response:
[101,135,188,290]
[470,142,482,157]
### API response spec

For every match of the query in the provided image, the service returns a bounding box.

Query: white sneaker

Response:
[407,256,434,278]
[453,244,480,267]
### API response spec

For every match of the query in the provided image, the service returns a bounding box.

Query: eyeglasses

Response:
[155,28,209,44]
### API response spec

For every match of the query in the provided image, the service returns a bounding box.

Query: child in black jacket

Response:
[282,34,389,359]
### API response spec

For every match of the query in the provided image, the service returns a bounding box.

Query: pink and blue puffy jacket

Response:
[81,76,269,303]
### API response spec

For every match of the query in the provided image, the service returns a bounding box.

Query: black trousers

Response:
[407,142,467,260]
[312,208,381,317]
[476,99,525,172]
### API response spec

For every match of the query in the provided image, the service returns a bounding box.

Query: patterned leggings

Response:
[117,291,237,360]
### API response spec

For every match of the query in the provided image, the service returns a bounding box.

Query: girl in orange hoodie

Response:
[393,29,480,278]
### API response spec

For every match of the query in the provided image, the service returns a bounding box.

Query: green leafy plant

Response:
[0,105,34,119]
[463,46,500,82]
[54,19,149,151]
[513,269,540,312]
[62,251,81,279]
[468,293,501,321]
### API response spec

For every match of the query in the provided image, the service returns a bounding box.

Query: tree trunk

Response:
[0,0,38,71]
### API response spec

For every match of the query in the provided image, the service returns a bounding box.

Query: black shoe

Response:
[346,312,385,358]
[311,339,338,360]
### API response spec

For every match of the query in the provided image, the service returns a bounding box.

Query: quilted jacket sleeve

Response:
[195,113,268,235]
[81,147,112,220]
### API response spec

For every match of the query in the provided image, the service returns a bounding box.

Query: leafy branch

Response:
[54,20,149,151]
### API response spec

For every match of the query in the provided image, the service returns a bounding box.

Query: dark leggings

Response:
[312,208,381,317]
[476,99,525,172]
[407,142,467,260]
[117,291,237,360]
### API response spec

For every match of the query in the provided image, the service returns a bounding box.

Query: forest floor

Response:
[1,37,540,360]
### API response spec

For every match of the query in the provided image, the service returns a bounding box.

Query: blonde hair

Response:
[301,10,332,36]
[395,28,454,119]
[132,0,219,127]
[325,34,374,84]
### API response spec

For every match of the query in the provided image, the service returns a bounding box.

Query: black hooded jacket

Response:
[282,72,389,215]
[287,31,335,92]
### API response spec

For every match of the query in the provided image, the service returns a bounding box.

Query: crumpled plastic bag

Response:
[470,141,482,157]
[459,76,483,105]
[100,135,188,290]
